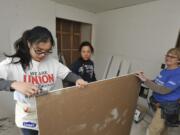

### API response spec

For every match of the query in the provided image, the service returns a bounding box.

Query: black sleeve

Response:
[0,78,14,92]
[66,61,80,87]
[64,72,81,83]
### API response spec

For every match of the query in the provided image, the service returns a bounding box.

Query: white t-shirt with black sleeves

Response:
[0,56,71,130]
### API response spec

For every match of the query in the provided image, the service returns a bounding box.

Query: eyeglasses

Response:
[32,47,53,56]
[165,54,178,59]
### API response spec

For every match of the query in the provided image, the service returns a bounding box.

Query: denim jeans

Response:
[21,128,38,135]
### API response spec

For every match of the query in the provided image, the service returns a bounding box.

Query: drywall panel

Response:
[36,74,140,135]
[102,56,113,79]
[94,52,113,80]
[106,56,122,79]
[119,60,131,76]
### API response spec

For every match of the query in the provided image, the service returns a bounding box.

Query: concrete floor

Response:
[130,114,180,135]
[0,117,20,135]
[0,115,180,135]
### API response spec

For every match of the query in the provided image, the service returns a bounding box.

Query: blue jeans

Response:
[21,128,38,135]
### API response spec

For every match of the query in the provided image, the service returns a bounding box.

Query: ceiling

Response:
[52,0,157,13]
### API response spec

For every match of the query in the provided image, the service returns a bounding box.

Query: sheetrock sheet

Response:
[119,60,131,76]
[36,74,140,135]
[106,56,122,79]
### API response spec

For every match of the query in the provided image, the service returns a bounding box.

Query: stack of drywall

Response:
[102,55,131,80]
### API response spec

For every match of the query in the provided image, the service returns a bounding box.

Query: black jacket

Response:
[69,58,96,84]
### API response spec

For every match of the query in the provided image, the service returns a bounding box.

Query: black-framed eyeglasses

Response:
[32,47,53,56]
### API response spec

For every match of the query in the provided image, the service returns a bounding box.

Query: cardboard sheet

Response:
[36,74,140,135]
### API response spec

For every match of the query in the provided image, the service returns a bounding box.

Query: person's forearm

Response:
[64,72,81,83]
[0,78,14,92]
[144,80,171,94]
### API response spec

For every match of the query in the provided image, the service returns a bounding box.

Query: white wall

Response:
[55,3,97,54]
[94,0,180,80]
[0,0,96,118]
[81,24,92,42]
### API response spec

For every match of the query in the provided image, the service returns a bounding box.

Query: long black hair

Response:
[5,26,54,70]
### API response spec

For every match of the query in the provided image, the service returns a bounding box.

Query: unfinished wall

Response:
[81,24,92,43]
[94,0,180,80]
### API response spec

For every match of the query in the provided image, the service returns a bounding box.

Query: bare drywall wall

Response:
[94,0,180,79]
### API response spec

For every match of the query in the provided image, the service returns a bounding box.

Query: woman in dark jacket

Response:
[69,41,96,85]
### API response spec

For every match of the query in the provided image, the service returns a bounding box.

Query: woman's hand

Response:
[135,72,148,82]
[11,81,40,97]
[75,79,88,88]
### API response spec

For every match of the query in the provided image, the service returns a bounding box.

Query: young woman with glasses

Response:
[0,26,87,135]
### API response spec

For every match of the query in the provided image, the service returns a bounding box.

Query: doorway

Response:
[56,18,92,66]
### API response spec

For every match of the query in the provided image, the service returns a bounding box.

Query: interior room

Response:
[0,0,180,135]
